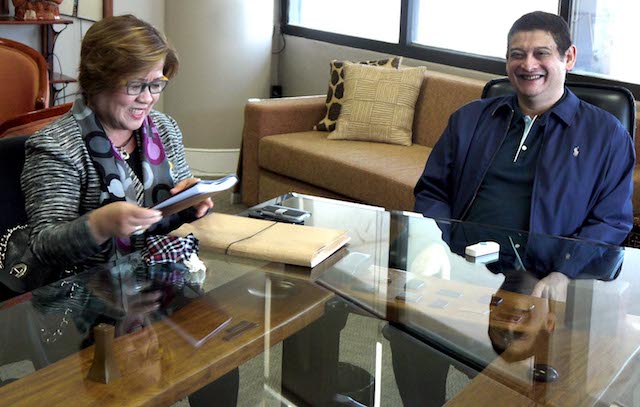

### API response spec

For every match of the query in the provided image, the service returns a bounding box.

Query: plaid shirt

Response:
[141,234,199,265]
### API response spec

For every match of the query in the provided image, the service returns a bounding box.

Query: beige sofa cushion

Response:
[314,57,402,132]
[329,65,426,146]
[259,131,430,210]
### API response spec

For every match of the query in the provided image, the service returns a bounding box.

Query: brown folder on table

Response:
[172,213,350,267]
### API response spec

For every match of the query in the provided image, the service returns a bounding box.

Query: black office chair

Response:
[0,135,28,231]
[482,78,636,139]
[0,135,29,300]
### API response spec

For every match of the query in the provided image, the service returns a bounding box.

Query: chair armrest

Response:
[0,103,72,138]
[241,95,326,206]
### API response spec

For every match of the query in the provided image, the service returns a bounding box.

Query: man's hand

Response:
[170,177,214,218]
[88,202,163,244]
[531,272,570,302]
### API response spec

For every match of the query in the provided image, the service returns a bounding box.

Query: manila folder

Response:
[172,213,350,268]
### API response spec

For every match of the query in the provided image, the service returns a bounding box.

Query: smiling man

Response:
[393,12,635,407]
[413,11,634,294]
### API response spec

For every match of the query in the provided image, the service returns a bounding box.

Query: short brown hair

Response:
[78,14,179,99]
[507,11,572,57]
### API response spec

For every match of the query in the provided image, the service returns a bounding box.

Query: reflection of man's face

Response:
[488,290,555,361]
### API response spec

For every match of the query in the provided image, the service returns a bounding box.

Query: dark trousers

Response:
[384,323,468,407]
[188,367,240,407]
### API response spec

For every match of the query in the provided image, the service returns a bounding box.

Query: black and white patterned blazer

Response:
[21,110,193,268]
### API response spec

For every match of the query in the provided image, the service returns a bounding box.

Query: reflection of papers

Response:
[161,296,232,347]
[333,252,371,276]
[77,0,102,21]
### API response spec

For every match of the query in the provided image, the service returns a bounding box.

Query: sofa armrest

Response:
[241,95,326,206]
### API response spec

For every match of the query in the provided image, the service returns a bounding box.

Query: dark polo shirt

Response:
[464,93,568,231]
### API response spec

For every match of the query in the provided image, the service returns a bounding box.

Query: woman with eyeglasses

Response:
[19,16,241,405]
[21,15,213,269]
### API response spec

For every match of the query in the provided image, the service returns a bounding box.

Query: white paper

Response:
[152,174,238,211]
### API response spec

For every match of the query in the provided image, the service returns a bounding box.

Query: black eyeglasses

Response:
[123,76,169,95]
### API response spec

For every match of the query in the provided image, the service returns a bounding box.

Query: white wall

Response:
[164,0,274,150]
[278,35,497,97]
[112,1,165,111]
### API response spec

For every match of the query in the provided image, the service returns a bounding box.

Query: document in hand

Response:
[172,213,351,268]
[152,174,238,217]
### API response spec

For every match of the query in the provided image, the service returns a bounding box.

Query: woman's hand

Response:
[171,177,214,218]
[88,201,163,244]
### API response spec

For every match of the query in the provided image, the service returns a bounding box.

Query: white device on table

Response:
[465,241,500,258]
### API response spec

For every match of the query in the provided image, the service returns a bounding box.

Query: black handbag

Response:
[0,224,70,295]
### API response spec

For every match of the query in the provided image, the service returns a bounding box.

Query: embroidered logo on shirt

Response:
[573,146,579,157]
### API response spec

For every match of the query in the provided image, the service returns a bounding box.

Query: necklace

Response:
[115,133,135,160]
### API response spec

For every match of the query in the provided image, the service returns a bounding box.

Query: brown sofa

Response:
[240,69,640,217]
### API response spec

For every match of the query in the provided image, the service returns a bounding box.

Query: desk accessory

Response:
[87,323,121,384]
[465,241,500,257]
[257,205,311,223]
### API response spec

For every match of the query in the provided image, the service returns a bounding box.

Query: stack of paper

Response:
[152,174,238,217]
[172,213,350,268]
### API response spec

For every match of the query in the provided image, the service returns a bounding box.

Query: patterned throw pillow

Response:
[328,64,427,146]
[314,57,402,132]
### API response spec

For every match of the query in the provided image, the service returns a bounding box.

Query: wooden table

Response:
[0,272,332,406]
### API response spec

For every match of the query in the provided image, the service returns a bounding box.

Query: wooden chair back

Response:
[0,37,49,123]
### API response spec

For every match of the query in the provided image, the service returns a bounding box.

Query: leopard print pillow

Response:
[314,57,402,132]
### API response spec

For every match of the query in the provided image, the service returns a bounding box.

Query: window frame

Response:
[281,0,640,100]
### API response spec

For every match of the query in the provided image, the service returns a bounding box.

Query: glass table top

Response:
[0,192,638,406]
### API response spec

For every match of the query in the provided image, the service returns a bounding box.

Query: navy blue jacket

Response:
[414,89,634,246]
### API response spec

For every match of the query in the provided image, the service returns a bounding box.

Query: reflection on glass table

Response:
[314,207,639,407]
[0,192,639,406]
[0,249,352,406]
